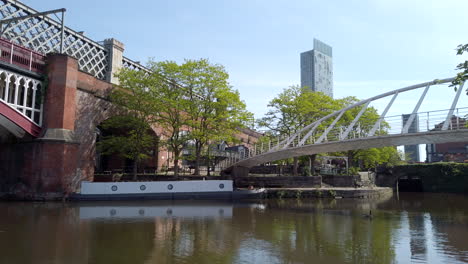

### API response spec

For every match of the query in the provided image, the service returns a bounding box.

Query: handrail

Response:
[0,37,45,73]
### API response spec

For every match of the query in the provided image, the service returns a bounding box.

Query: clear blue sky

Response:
[22,0,468,120]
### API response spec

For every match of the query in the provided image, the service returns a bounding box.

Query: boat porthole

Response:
[110,209,116,216]
[138,209,145,216]
[219,183,224,189]
[167,184,174,190]
[111,185,118,191]
[140,185,146,191]
[166,209,173,215]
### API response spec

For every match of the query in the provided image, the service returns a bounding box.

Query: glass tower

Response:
[300,39,333,98]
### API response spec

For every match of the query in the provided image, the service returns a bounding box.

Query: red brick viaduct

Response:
[0,50,259,199]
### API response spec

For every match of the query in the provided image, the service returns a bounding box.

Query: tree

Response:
[148,60,192,177]
[165,59,253,175]
[451,43,468,92]
[259,86,400,174]
[98,116,156,180]
[258,86,339,175]
[353,147,403,169]
[98,68,161,179]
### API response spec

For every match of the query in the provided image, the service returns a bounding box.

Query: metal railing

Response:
[220,77,468,169]
[0,0,108,79]
[0,37,45,73]
[122,57,151,73]
[0,67,43,126]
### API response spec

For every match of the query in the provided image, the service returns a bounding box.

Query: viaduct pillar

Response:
[1,54,80,199]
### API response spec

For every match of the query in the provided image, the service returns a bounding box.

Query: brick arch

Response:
[73,71,116,183]
[73,71,164,181]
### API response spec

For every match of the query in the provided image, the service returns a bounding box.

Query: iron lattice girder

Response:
[0,0,108,79]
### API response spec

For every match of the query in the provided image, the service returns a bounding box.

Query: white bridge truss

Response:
[0,0,150,80]
[0,67,42,125]
[221,77,468,169]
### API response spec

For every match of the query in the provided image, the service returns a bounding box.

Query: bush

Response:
[348,167,360,176]
[302,166,312,176]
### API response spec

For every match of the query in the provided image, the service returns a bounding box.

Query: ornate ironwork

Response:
[0,0,108,79]
[122,57,150,73]
[0,67,42,126]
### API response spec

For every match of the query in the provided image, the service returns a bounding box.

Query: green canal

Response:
[1,193,467,264]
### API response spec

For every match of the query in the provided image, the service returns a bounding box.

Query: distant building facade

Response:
[426,116,468,163]
[300,39,333,97]
[402,114,420,162]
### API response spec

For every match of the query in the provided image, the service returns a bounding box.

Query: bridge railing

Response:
[220,78,468,169]
[0,0,108,79]
[0,37,45,73]
[0,67,43,126]
[122,57,151,73]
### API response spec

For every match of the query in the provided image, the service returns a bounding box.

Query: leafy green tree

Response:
[148,60,192,177]
[259,86,399,173]
[258,86,338,174]
[98,68,161,179]
[353,146,403,169]
[451,43,468,92]
[177,59,253,175]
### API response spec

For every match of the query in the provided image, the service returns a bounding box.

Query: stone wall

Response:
[321,175,359,187]
[376,163,468,193]
[233,176,321,188]
[0,140,78,199]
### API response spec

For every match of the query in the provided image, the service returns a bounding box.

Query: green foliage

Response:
[147,60,194,176]
[258,86,338,136]
[316,190,323,198]
[101,59,253,176]
[451,43,468,93]
[354,147,403,169]
[156,58,253,175]
[98,115,156,178]
[348,167,360,176]
[98,68,164,178]
[257,86,338,174]
[302,166,312,176]
[276,190,286,199]
[257,85,398,170]
[295,190,303,199]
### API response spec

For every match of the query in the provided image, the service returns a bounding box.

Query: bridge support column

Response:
[4,54,81,199]
[231,166,250,177]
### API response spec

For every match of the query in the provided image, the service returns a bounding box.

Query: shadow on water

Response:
[0,194,467,264]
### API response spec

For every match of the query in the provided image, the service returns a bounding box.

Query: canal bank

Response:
[264,187,393,199]
[376,163,468,193]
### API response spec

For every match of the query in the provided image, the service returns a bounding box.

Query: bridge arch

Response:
[224,78,468,173]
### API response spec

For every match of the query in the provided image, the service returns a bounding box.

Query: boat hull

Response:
[70,190,264,201]
[71,180,265,201]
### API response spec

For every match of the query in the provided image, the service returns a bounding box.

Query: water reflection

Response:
[79,203,232,219]
[0,194,467,264]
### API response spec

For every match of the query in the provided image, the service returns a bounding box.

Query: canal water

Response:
[0,193,467,264]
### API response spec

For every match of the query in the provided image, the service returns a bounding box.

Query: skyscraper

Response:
[402,114,421,162]
[300,39,333,97]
